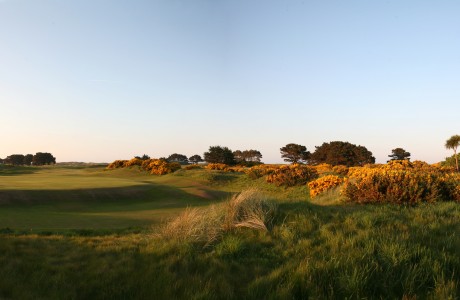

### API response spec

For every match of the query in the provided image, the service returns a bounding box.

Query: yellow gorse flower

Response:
[308,175,344,198]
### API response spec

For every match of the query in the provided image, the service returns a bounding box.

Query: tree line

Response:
[130,148,263,167]
[3,135,458,170]
[0,152,56,166]
[148,142,400,167]
[159,134,459,169]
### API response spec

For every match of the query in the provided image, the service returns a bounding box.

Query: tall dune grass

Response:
[160,189,277,246]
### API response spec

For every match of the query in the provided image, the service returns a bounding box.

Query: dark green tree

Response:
[167,153,189,164]
[32,152,56,165]
[23,154,34,165]
[280,143,310,164]
[233,150,244,163]
[388,148,411,161]
[353,145,376,166]
[5,154,25,166]
[204,146,236,165]
[189,154,204,164]
[310,141,375,166]
[245,150,263,162]
[445,135,460,171]
[233,149,263,163]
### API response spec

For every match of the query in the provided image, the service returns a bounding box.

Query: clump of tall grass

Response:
[159,189,277,246]
[223,189,277,231]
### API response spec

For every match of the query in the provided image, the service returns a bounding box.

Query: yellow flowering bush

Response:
[144,159,181,175]
[454,185,460,201]
[313,163,333,175]
[266,164,318,187]
[342,162,460,204]
[107,158,181,175]
[185,164,202,170]
[205,163,229,171]
[123,158,143,167]
[227,166,247,173]
[245,164,277,179]
[308,175,344,198]
[141,159,154,170]
[332,165,349,176]
[440,173,460,202]
[106,160,128,169]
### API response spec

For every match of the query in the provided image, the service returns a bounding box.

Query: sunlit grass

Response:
[0,165,458,299]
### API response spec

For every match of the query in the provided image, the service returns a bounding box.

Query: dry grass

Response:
[223,188,277,231]
[159,188,277,246]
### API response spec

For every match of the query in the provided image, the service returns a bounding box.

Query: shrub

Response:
[308,175,344,198]
[106,160,127,169]
[313,163,333,175]
[123,158,143,167]
[141,159,155,170]
[184,164,202,170]
[205,163,229,171]
[342,163,460,204]
[266,164,318,187]
[245,164,277,179]
[226,166,247,173]
[168,162,182,172]
[332,165,349,176]
[141,159,181,175]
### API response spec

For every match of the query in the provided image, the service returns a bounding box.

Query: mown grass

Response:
[0,166,229,231]
[0,165,459,299]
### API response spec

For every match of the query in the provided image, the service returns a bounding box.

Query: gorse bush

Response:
[123,158,143,167]
[144,160,181,175]
[245,164,277,179]
[332,165,349,176]
[308,175,344,198]
[107,158,181,175]
[106,160,127,169]
[245,164,319,187]
[343,161,460,204]
[205,163,229,171]
[266,164,318,187]
[227,166,247,173]
[312,163,333,175]
[203,163,247,173]
[184,164,202,170]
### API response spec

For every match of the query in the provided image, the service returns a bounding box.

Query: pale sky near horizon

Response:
[1,0,459,163]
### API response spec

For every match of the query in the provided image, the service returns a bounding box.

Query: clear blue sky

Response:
[1,0,459,163]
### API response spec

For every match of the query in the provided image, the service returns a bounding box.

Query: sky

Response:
[1,0,459,163]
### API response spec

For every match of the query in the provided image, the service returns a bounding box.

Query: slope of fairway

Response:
[0,165,229,231]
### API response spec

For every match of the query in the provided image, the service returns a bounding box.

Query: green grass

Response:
[0,165,459,299]
[0,165,229,231]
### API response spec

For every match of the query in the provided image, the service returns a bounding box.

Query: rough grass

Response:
[0,165,459,299]
[1,201,458,299]
[160,189,277,246]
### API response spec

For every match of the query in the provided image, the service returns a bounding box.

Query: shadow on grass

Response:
[54,163,108,169]
[0,181,231,207]
[0,182,233,231]
[0,165,41,176]
[203,171,240,186]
